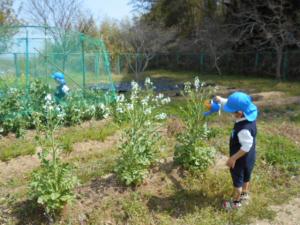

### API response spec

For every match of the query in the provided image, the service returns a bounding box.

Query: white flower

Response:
[131,81,139,91]
[8,88,17,94]
[116,107,124,113]
[155,113,167,120]
[127,103,134,110]
[194,77,200,91]
[184,82,192,93]
[45,94,52,101]
[130,92,138,101]
[116,94,125,103]
[145,121,151,126]
[144,108,152,115]
[99,103,105,110]
[55,106,61,112]
[57,111,66,120]
[157,93,164,100]
[161,97,171,105]
[145,77,153,86]
[141,97,149,106]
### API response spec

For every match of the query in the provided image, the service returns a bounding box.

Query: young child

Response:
[215,92,258,209]
[51,72,70,101]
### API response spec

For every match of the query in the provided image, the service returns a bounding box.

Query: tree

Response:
[99,18,126,55]
[131,0,226,37]
[120,19,176,78]
[0,0,20,52]
[195,18,232,75]
[25,0,83,71]
[76,12,98,37]
[228,0,300,79]
[0,0,19,25]
[25,0,82,30]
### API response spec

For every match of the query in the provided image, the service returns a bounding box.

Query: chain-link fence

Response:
[0,25,115,96]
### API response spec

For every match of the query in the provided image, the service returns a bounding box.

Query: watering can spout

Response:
[204,99,221,116]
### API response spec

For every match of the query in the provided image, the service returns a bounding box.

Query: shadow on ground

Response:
[12,199,48,225]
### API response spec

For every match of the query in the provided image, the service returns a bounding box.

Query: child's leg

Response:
[242,182,250,193]
[233,187,242,201]
[230,167,244,201]
[243,162,255,194]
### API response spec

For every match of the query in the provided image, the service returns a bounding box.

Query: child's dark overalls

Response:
[230,120,257,188]
[54,84,68,102]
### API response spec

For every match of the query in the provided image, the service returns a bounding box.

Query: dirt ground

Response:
[251,197,300,225]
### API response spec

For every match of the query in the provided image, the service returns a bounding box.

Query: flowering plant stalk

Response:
[115,78,170,185]
[174,77,216,173]
[29,94,78,221]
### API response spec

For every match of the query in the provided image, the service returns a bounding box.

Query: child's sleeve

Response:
[219,97,227,105]
[237,129,253,152]
[62,85,70,94]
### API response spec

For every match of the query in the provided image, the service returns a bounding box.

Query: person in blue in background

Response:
[212,92,258,209]
[51,72,70,102]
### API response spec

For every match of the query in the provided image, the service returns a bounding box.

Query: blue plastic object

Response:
[204,100,221,116]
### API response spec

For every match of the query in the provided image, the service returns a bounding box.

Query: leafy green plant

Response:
[0,80,110,137]
[114,78,170,185]
[262,135,300,174]
[174,77,216,172]
[116,127,160,185]
[29,95,78,220]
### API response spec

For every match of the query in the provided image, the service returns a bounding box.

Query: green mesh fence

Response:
[0,25,115,98]
[109,51,300,79]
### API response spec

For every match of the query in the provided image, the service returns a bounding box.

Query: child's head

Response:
[223,92,258,121]
[51,72,66,85]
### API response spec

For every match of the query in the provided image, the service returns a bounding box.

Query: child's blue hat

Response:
[204,100,221,116]
[223,92,258,121]
[51,72,65,84]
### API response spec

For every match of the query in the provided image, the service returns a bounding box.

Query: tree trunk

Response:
[214,55,222,76]
[141,58,150,73]
[210,43,222,75]
[276,46,283,80]
[135,54,138,80]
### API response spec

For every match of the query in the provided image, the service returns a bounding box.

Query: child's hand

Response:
[226,157,236,169]
[214,96,222,103]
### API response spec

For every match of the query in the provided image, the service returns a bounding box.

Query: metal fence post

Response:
[116,54,121,74]
[25,29,30,93]
[255,52,260,72]
[95,52,100,77]
[200,53,205,72]
[80,34,86,90]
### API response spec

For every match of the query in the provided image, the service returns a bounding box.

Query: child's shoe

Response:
[222,200,242,210]
[240,192,250,204]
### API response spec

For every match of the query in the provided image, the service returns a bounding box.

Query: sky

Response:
[85,0,133,21]
[14,0,134,23]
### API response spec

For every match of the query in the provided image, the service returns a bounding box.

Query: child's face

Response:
[233,111,244,119]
